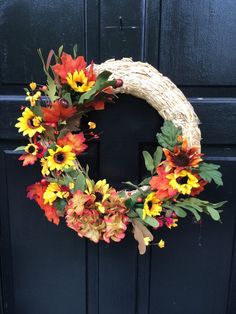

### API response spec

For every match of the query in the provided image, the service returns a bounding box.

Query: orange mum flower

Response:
[57,132,88,155]
[149,165,178,200]
[42,100,77,123]
[163,139,203,171]
[52,52,87,84]
[27,182,60,225]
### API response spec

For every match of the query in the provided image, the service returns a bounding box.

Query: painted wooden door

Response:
[0,1,236,313]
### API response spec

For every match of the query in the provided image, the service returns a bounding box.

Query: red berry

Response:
[51,122,56,128]
[41,85,48,91]
[137,197,143,203]
[59,98,69,108]
[114,79,123,88]
[40,179,47,186]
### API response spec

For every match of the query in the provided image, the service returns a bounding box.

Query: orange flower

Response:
[163,139,203,171]
[27,182,60,225]
[57,132,87,155]
[52,52,87,84]
[42,100,77,123]
[149,165,178,200]
[191,177,208,196]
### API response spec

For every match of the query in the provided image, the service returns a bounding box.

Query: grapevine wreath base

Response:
[15,47,225,254]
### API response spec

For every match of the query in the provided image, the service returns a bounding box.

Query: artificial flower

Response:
[191,177,208,196]
[43,182,69,205]
[41,158,50,176]
[57,132,87,155]
[163,139,203,171]
[149,165,178,200]
[66,70,95,93]
[25,91,41,106]
[88,121,96,129]
[166,170,200,195]
[18,143,39,166]
[103,212,129,243]
[156,215,178,229]
[46,145,76,172]
[15,107,45,137]
[27,182,60,225]
[52,52,87,84]
[29,82,37,90]
[158,239,165,248]
[42,100,77,123]
[144,237,151,246]
[86,179,111,213]
[66,190,104,243]
[143,192,162,220]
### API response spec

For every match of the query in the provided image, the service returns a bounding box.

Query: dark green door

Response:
[1,1,236,313]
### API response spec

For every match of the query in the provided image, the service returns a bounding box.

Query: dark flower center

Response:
[54,152,65,163]
[28,145,36,154]
[172,152,190,167]
[147,200,153,209]
[95,192,103,202]
[177,176,188,185]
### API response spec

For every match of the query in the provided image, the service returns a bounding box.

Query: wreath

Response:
[15,46,226,254]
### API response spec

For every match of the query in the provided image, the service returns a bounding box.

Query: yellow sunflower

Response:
[143,192,162,220]
[43,182,69,205]
[66,70,95,93]
[25,143,38,155]
[46,145,76,171]
[15,107,45,137]
[86,179,110,213]
[166,170,200,195]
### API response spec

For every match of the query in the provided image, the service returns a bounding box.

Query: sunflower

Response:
[46,145,76,171]
[163,139,203,171]
[15,107,45,137]
[86,179,111,213]
[143,192,162,220]
[166,170,200,195]
[43,182,69,205]
[66,70,95,93]
[25,143,38,155]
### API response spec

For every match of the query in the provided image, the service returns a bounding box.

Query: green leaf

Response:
[73,44,78,58]
[24,88,29,93]
[171,206,187,218]
[58,45,64,57]
[199,162,223,186]
[207,206,221,221]
[54,198,67,216]
[31,105,43,117]
[153,146,163,167]
[144,216,159,228]
[45,75,59,102]
[14,146,25,152]
[78,71,116,105]
[74,172,86,192]
[123,181,139,190]
[61,92,72,105]
[136,207,144,219]
[156,120,182,150]
[127,210,138,218]
[142,151,155,173]
[139,177,151,186]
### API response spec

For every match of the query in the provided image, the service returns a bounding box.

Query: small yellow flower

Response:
[144,237,151,246]
[43,182,69,205]
[69,182,75,190]
[167,218,178,229]
[41,158,50,176]
[25,91,41,106]
[29,82,37,90]
[143,192,162,220]
[15,107,45,137]
[158,239,165,248]
[166,170,200,195]
[46,145,76,172]
[88,121,96,129]
[66,70,95,93]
